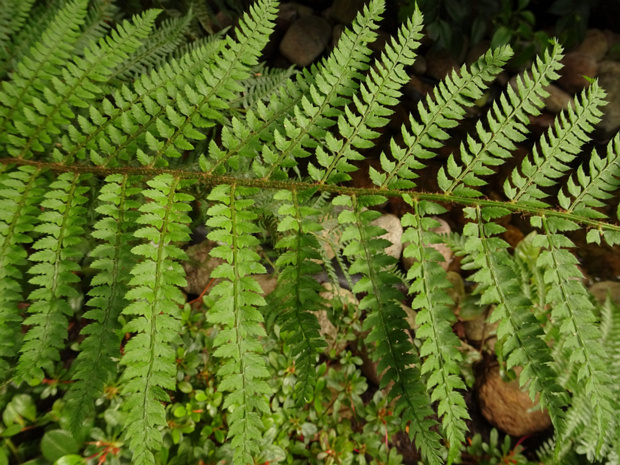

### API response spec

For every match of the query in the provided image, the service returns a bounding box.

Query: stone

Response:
[279,15,332,67]
[276,2,313,30]
[254,274,278,296]
[477,363,552,436]
[557,52,597,94]
[402,217,452,271]
[595,61,620,135]
[182,240,224,295]
[425,48,459,81]
[411,55,427,75]
[576,28,609,61]
[371,213,403,260]
[589,281,620,306]
[325,0,368,24]
[466,40,491,66]
[509,75,574,114]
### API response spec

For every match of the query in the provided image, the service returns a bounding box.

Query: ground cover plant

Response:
[1,0,620,464]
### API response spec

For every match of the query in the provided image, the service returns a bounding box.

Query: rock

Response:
[576,29,609,61]
[595,61,620,134]
[254,274,278,296]
[371,213,403,260]
[402,217,452,271]
[317,283,358,355]
[477,363,552,436]
[279,15,332,66]
[411,55,427,75]
[589,281,620,306]
[425,48,459,81]
[182,240,224,295]
[276,2,313,30]
[541,84,574,113]
[331,23,346,48]
[557,52,597,94]
[466,40,491,66]
[325,0,368,24]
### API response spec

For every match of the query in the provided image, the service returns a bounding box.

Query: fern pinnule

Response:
[120,174,193,465]
[65,174,140,434]
[71,0,120,58]
[206,184,271,464]
[314,6,424,185]
[505,81,606,207]
[0,0,36,74]
[15,172,89,385]
[336,193,444,464]
[463,206,567,430]
[439,41,564,197]
[379,45,512,190]
[0,166,44,378]
[401,198,469,463]
[272,188,327,404]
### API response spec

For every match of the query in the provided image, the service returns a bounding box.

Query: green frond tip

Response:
[120,174,192,465]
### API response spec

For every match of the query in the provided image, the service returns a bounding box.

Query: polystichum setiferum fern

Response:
[1,0,620,463]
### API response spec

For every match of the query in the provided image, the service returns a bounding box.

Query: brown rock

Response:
[277,2,313,30]
[182,240,224,295]
[477,364,552,436]
[557,52,597,94]
[425,48,459,81]
[279,15,332,66]
[596,61,620,134]
[371,213,403,260]
[576,29,609,61]
[254,274,278,296]
[325,0,368,24]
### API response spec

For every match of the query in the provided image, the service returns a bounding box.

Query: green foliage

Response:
[1,0,620,464]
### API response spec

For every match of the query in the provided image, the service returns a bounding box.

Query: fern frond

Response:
[120,174,193,465]
[272,188,327,404]
[108,12,193,82]
[533,213,615,456]
[439,41,564,197]
[378,45,511,190]
[206,184,271,464]
[463,206,567,428]
[0,165,44,378]
[6,8,160,159]
[207,0,383,177]
[401,197,468,463]
[15,172,89,384]
[234,64,297,110]
[337,193,444,464]
[72,0,120,57]
[311,5,424,184]
[65,174,140,433]
[505,82,606,208]
[0,0,89,140]
[0,0,36,73]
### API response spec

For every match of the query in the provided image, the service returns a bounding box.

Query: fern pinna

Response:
[1,0,620,463]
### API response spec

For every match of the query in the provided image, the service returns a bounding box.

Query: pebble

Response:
[371,213,403,260]
[279,15,332,67]
[595,61,620,135]
[576,28,609,61]
[557,52,597,94]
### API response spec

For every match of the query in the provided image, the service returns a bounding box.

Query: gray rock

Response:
[371,213,403,259]
[596,61,620,135]
[279,15,332,67]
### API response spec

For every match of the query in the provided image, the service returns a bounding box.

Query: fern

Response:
[2,0,620,463]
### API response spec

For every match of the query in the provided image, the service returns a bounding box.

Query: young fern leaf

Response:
[314,7,424,184]
[0,165,44,378]
[272,188,327,404]
[8,9,160,159]
[401,197,468,463]
[439,41,564,197]
[65,174,140,433]
[378,45,512,190]
[206,184,271,465]
[121,174,193,465]
[15,172,89,385]
[505,82,606,207]
[0,0,89,139]
[336,194,444,465]
[463,206,567,429]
